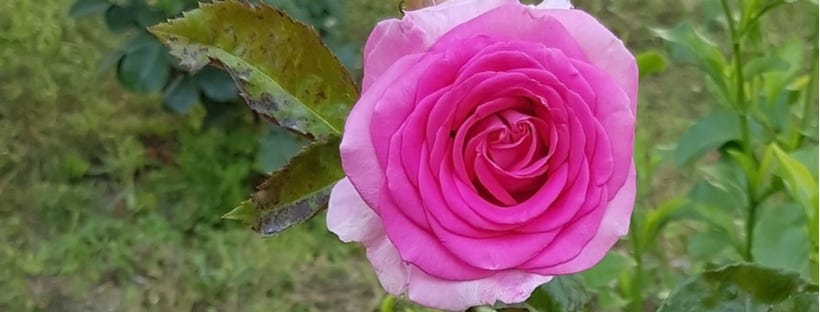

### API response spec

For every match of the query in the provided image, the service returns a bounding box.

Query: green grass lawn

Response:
[0,1,382,310]
[0,0,813,311]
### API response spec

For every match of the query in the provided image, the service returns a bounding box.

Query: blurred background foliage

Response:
[0,0,816,311]
[1,0,390,310]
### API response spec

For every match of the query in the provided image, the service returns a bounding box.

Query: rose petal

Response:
[534,9,639,109]
[362,0,514,91]
[407,266,552,311]
[474,154,517,205]
[430,5,588,63]
[342,53,427,211]
[329,179,555,310]
[327,178,384,244]
[381,180,495,280]
[516,159,594,233]
[327,178,411,295]
[518,177,607,269]
[366,234,411,295]
[536,0,573,9]
[426,205,564,270]
[338,2,638,310]
[571,60,635,196]
[529,163,636,274]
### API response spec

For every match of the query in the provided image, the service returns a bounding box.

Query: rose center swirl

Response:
[452,98,554,207]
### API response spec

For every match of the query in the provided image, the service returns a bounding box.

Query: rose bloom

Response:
[327,0,637,310]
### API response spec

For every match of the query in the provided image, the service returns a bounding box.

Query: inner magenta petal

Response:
[455,49,545,84]
[474,155,517,206]
[454,163,570,225]
[456,115,507,184]
[378,183,495,280]
[518,184,608,270]
[487,133,532,169]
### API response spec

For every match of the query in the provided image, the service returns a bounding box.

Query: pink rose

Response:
[327,0,637,310]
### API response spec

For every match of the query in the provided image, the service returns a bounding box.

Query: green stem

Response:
[721,0,752,153]
[739,0,786,36]
[628,217,643,312]
[380,295,396,312]
[792,46,818,149]
[721,0,757,262]
[744,198,758,261]
[756,185,781,204]
[631,255,644,312]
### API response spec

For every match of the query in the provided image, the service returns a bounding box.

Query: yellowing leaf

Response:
[224,135,343,236]
[149,1,358,137]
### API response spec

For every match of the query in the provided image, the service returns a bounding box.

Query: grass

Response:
[0,0,380,310]
[0,0,814,311]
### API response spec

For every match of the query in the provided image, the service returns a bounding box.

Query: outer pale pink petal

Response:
[326,178,410,295]
[536,0,573,9]
[407,267,552,311]
[533,163,636,274]
[366,234,411,295]
[327,178,383,244]
[535,9,639,110]
[361,21,427,91]
[361,0,514,90]
[402,0,516,41]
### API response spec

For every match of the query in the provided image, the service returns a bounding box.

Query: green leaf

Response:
[123,31,159,54]
[790,145,819,179]
[743,55,789,78]
[700,0,724,22]
[675,111,741,166]
[770,292,819,311]
[69,0,111,18]
[766,144,819,214]
[162,75,199,114]
[104,5,137,33]
[149,1,358,137]
[753,203,811,280]
[483,302,533,311]
[224,135,343,236]
[698,156,748,208]
[136,7,167,28]
[596,291,630,310]
[757,89,799,133]
[195,66,240,102]
[641,197,691,251]
[687,179,746,257]
[658,263,818,312]
[762,40,805,105]
[761,144,819,264]
[579,252,634,289]
[636,50,668,79]
[117,39,170,93]
[655,23,729,99]
[527,276,592,312]
[687,227,735,263]
[740,0,800,39]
